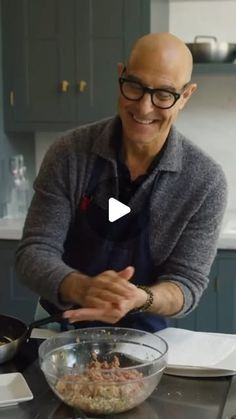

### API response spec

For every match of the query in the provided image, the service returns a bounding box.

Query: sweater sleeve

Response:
[157,166,228,318]
[15,138,79,309]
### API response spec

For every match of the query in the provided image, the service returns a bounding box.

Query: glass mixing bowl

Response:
[38,327,168,416]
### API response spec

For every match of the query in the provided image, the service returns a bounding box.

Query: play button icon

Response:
[82,176,150,243]
[108,198,131,222]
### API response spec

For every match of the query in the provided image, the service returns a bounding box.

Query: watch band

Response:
[135,285,154,312]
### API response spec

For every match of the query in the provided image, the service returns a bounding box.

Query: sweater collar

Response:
[92,115,183,173]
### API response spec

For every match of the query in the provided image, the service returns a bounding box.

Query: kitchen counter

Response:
[0,339,235,419]
[1,213,236,249]
[0,217,25,240]
[217,213,236,250]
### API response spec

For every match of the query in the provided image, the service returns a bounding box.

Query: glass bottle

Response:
[6,155,30,218]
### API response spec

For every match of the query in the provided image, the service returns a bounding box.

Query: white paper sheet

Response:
[156,327,236,371]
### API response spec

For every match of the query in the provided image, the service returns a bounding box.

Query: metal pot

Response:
[0,313,62,364]
[186,36,236,63]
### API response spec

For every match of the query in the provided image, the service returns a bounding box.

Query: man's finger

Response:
[117,266,135,280]
[62,307,121,323]
[87,289,132,304]
[63,308,104,322]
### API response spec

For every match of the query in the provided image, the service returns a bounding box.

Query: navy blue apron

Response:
[41,157,167,333]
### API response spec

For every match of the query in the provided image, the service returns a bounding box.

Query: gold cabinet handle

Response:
[10,91,15,106]
[60,80,70,93]
[78,80,87,92]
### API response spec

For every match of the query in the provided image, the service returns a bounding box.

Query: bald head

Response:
[128,32,193,85]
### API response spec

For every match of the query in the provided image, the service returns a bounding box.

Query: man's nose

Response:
[137,92,155,113]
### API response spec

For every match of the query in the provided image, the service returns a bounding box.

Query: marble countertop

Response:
[0,213,236,249]
[216,211,236,250]
[0,217,25,240]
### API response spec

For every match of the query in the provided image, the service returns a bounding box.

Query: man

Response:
[16,32,227,332]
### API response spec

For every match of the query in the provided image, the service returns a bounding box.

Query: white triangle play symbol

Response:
[108,197,131,222]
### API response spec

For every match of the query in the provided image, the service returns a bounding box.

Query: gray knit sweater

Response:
[15,116,227,317]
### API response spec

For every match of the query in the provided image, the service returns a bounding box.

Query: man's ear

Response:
[179,83,197,110]
[117,62,125,77]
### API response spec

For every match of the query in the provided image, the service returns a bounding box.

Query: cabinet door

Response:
[217,251,236,333]
[0,240,37,322]
[2,0,163,130]
[2,0,76,130]
[195,259,218,332]
[75,0,150,123]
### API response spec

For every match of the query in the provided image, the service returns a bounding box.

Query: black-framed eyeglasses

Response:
[119,67,188,110]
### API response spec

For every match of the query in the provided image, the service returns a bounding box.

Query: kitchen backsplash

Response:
[35,132,59,175]
[35,1,236,213]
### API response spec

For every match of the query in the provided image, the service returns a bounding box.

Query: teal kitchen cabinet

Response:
[2,0,76,131]
[1,0,169,132]
[216,250,236,333]
[0,240,37,322]
[171,250,236,334]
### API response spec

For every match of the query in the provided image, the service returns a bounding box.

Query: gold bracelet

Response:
[136,285,154,312]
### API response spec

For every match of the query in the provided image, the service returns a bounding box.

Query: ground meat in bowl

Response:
[55,353,145,415]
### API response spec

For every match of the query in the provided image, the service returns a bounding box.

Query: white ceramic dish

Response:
[0,372,33,407]
[165,348,236,377]
[165,365,236,378]
[156,328,236,377]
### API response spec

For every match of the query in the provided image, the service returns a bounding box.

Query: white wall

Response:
[151,0,236,212]
[36,1,236,212]
[169,0,236,43]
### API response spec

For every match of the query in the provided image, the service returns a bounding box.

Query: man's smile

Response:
[131,113,158,125]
